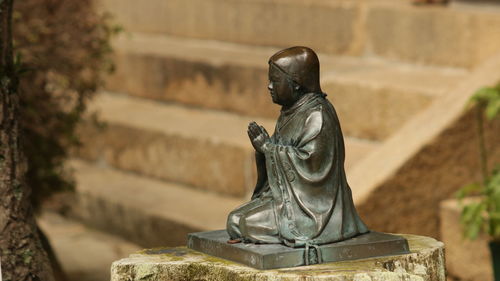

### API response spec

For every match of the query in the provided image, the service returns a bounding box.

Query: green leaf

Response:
[470,85,500,119]
[489,169,500,188]
[492,225,500,238]
[461,202,480,223]
[461,202,487,240]
[456,183,483,199]
[488,171,500,212]
[471,87,499,104]
[485,99,500,120]
[489,211,500,237]
[467,215,483,240]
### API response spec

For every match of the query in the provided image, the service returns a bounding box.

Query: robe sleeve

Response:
[264,107,335,207]
[251,151,268,199]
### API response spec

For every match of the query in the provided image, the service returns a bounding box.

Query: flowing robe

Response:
[227,92,368,246]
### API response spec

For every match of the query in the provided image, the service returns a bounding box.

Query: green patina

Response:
[276,260,383,277]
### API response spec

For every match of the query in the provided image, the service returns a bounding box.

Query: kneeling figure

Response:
[227,46,369,248]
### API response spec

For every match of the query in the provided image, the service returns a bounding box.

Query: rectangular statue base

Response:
[187,230,410,270]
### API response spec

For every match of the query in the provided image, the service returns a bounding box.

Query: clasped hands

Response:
[247,121,270,154]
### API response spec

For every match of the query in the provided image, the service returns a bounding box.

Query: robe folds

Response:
[227,92,368,247]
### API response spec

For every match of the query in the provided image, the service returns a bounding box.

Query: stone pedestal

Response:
[111,234,445,281]
[187,230,410,269]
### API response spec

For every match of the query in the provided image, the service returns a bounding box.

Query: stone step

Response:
[66,159,244,248]
[98,0,361,56]
[97,0,500,68]
[451,0,500,10]
[106,33,466,140]
[37,211,141,281]
[77,92,379,198]
[366,2,500,68]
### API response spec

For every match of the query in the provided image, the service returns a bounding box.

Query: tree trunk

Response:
[0,0,55,280]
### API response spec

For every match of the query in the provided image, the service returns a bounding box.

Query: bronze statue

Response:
[227,46,369,248]
[188,47,407,268]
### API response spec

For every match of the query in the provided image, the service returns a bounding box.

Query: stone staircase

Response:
[104,33,464,140]
[38,211,140,281]
[41,0,500,280]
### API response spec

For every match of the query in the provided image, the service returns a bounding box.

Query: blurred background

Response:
[16,0,500,280]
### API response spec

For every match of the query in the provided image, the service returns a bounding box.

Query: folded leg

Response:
[239,198,281,244]
[227,198,266,239]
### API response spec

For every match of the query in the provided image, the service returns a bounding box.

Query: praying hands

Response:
[247,121,270,154]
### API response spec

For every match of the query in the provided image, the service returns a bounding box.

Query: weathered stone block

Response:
[111,234,446,281]
[440,198,492,281]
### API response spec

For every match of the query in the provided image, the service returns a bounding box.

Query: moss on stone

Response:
[134,264,157,280]
[112,234,445,281]
[202,255,237,266]
[137,247,190,261]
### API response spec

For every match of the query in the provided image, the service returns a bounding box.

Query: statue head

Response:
[268,46,322,107]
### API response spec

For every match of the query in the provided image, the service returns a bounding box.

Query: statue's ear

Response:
[288,78,300,91]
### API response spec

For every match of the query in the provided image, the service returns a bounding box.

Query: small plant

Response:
[457,84,500,240]
[13,0,121,211]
